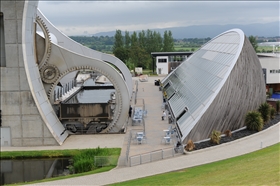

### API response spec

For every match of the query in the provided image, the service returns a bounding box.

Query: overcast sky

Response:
[38,1,279,36]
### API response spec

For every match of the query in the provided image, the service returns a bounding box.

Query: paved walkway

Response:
[29,123,279,186]
[1,76,279,185]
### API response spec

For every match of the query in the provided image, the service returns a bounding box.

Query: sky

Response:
[38,1,280,36]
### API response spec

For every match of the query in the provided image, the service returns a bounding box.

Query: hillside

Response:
[92,21,279,39]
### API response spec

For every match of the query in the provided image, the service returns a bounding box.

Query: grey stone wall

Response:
[0,0,58,146]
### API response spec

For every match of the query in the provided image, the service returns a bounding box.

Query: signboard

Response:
[135,67,143,75]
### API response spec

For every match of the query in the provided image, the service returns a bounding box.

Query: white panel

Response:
[45,111,60,127]
[202,51,218,61]
[39,101,52,116]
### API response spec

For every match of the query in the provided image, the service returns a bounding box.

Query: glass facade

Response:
[162,31,241,138]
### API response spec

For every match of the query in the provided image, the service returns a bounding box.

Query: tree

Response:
[113,29,123,50]
[124,31,130,49]
[113,47,129,63]
[113,30,129,63]
[138,30,146,48]
[162,30,174,52]
[249,35,258,52]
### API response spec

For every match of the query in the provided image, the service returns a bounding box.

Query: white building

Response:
[258,53,280,94]
[151,52,192,75]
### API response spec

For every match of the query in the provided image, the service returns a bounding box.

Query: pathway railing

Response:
[125,131,133,165]
[134,80,138,104]
[129,147,179,167]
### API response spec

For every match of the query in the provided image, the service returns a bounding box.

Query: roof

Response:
[151,52,193,57]
[162,29,244,139]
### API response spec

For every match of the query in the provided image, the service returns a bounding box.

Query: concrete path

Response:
[2,76,279,185]
[28,123,279,186]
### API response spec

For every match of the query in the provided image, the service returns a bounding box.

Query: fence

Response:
[134,80,138,104]
[129,147,178,167]
[125,131,133,163]
[94,156,119,167]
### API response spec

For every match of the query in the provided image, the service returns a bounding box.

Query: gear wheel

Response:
[36,16,52,69]
[40,64,59,84]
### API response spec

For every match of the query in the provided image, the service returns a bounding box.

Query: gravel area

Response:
[193,114,280,150]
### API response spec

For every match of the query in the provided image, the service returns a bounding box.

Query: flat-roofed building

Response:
[258,53,280,95]
[151,52,192,75]
[162,29,266,143]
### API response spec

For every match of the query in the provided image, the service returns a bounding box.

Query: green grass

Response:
[0,148,121,159]
[174,46,198,52]
[110,143,280,186]
[258,46,280,53]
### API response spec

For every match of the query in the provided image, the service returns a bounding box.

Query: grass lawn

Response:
[0,148,120,159]
[110,143,280,186]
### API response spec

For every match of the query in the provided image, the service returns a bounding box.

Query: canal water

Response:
[0,158,70,185]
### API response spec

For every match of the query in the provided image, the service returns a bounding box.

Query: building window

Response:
[158,58,167,63]
[0,12,6,67]
[270,69,280,73]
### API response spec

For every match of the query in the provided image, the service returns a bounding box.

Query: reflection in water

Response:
[0,158,70,185]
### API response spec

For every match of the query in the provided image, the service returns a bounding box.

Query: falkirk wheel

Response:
[1,1,132,146]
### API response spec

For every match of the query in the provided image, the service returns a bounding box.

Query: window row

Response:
[158,58,167,63]
[270,69,280,73]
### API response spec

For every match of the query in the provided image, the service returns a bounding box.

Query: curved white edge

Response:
[36,9,133,98]
[22,0,68,145]
[178,29,245,140]
[47,43,130,131]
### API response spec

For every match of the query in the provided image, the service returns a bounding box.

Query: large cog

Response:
[36,16,52,69]
[40,64,60,84]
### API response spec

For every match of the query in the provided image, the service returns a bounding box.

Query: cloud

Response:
[38,1,279,35]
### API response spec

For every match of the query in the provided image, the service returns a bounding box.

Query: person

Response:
[162,110,166,120]
[128,106,132,117]
[175,141,182,153]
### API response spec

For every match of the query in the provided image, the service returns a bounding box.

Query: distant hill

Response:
[92,21,279,39]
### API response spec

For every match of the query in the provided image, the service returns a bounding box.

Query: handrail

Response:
[134,80,138,104]
[129,146,178,167]
[130,146,175,158]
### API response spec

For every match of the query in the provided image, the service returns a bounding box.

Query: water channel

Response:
[0,158,70,185]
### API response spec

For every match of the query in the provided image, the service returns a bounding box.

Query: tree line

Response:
[70,33,270,71]
[112,29,174,70]
[70,35,114,53]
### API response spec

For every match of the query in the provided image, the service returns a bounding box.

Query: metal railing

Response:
[125,131,133,164]
[134,80,138,104]
[129,147,178,167]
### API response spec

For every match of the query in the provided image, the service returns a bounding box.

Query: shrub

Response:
[276,101,280,114]
[266,92,272,98]
[270,106,276,119]
[210,130,221,144]
[224,130,232,137]
[258,102,271,123]
[72,147,120,173]
[245,111,264,131]
[185,140,195,151]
